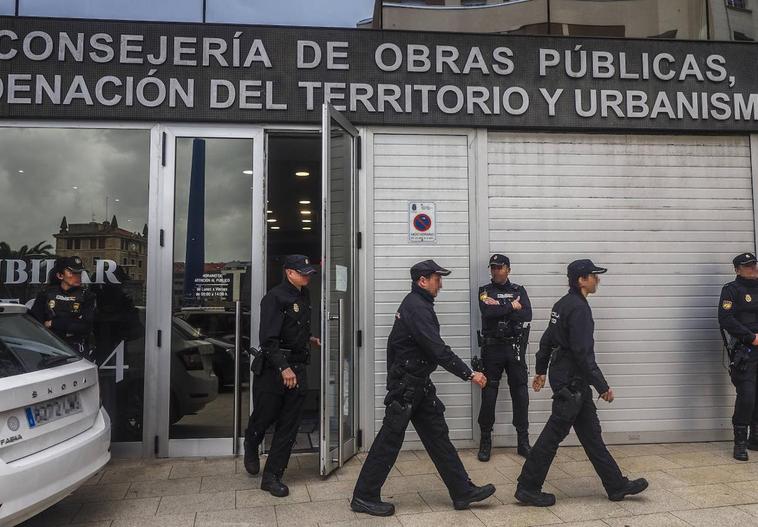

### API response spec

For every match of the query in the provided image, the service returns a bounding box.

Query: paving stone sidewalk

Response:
[20,441,758,527]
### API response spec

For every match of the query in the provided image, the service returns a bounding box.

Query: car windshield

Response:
[0,313,82,378]
[173,317,202,339]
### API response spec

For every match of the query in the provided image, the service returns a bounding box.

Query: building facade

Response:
[1,0,757,475]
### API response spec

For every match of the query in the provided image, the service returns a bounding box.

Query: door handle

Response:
[329,313,340,321]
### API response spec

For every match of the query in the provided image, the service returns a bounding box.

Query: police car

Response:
[0,304,110,526]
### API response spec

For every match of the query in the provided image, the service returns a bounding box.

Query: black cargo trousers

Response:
[730,347,758,425]
[517,383,627,495]
[353,370,474,501]
[245,362,307,477]
[477,341,529,433]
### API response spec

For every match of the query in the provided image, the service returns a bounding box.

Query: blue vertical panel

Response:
[183,138,206,303]
[206,0,375,27]
[19,0,203,22]
[0,0,14,15]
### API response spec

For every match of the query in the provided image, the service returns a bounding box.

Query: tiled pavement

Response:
[20,441,758,527]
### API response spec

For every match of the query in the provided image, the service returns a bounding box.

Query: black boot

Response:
[261,472,289,497]
[351,496,395,516]
[517,431,531,458]
[478,430,492,462]
[453,483,496,510]
[734,425,749,461]
[243,439,260,475]
[608,478,649,501]
[749,423,758,451]
[514,486,556,507]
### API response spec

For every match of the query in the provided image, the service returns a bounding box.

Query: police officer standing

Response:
[351,260,496,517]
[243,255,321,497]
[477,254,532,461]
[30,256,96,355]
[515,259,647,506]
[718,252,758,461]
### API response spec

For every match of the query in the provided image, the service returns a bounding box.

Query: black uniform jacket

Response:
[259,279,312,372]
[719,276,758,349]
[535,289,609,394]
[31,284,96,350]
[387,283,473,381]
[479,279,532,336]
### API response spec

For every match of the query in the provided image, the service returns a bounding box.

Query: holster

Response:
[552,382,584,421]
[251,354,265,376]
[731,346,750,375]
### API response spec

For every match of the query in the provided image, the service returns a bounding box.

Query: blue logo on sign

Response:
[413,213,432,232]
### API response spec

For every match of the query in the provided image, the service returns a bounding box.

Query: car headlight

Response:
[178,349,204,371]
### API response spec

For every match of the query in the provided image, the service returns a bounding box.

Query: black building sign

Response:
[1,16,758,131]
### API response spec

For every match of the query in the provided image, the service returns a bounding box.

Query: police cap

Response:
[410,259,451,281]
[489,254,510,267]
[567,259,607,279]
[55,256,85,274]
[283,254,318,275]
[733,252,757,267]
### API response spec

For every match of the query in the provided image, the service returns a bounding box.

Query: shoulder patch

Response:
[747,294,753,303]
[723,300,733,310]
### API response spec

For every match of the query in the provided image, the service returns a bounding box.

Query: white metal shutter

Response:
[486,132,753,441]
[372,133,473,441]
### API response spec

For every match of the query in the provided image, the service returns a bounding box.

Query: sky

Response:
[13,0,376,26]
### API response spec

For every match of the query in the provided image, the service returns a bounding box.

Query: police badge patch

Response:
[73,303,80,312]
[47,300,55,309]
[293,303,299,313]
[723,300,733,310]
[747,295,753,303]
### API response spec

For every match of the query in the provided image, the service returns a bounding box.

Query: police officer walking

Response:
[718,252,758,461]
[243,255,321,497]
[30,256,96,355]
[477,254,532,461]
[351,260,496,517]
[515,259,648,506]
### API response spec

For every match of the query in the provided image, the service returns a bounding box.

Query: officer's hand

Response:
[483,297,500,306]
[470,371,487,388]
[511,296,522,311]
[532,374,546,392]
[600,389,614,403]
[752,334,758,346]
[281,368,298,389]
[310,336,322,347]
[44,320,52,329]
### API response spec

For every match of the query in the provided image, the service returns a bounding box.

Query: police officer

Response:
[718,252,758,461]
[30,256,95,355]
[243,255,321,497]
[477,254,532,461]
[351,260,496,517]
[515,259,647,507]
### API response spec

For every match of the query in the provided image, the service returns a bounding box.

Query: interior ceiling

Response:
[266,134,322,236]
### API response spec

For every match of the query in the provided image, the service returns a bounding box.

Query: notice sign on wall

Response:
[408,202,436,243]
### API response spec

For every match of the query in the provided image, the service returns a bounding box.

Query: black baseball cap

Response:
[733,252,758,267]
[410,260,451,281]
[567,259,607,279]
[283,254,317,275]
[55,256,85,274]
[489,254,510,267]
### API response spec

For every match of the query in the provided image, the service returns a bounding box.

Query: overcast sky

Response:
[14,0,375,26]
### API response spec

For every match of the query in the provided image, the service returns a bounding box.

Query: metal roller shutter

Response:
[486,132,754,442]
[372,132,473,442]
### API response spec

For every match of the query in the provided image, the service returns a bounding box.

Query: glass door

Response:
[156,126,263,457]
[320,105,359,475]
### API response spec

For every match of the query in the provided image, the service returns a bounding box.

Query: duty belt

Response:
[483,336,517,346]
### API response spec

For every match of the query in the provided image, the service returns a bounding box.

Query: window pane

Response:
[712,0,757,41]
[19,0,202,22]
[206,0,375,27]
[550,0,707,39]
[379,0,550,34]
[0,0,13,16]
[0,127,150,442]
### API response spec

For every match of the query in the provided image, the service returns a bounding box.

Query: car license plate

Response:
[25,393,82,429]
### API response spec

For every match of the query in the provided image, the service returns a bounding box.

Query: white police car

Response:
[0,304,110,526]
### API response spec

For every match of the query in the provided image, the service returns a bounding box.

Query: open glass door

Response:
[320,104,359,475]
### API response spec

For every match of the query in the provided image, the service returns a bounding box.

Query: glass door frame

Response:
[153,124,265,458]
[320,105,360,475]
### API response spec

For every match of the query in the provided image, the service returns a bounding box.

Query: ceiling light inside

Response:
[270,226,280,230]
[267,218,277,223]
[298,200,311,205]
[302,227,312,231]
[302,219,312,223]
[295,171,310,177]
[242,170,253,175]
[300,210,312,215]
